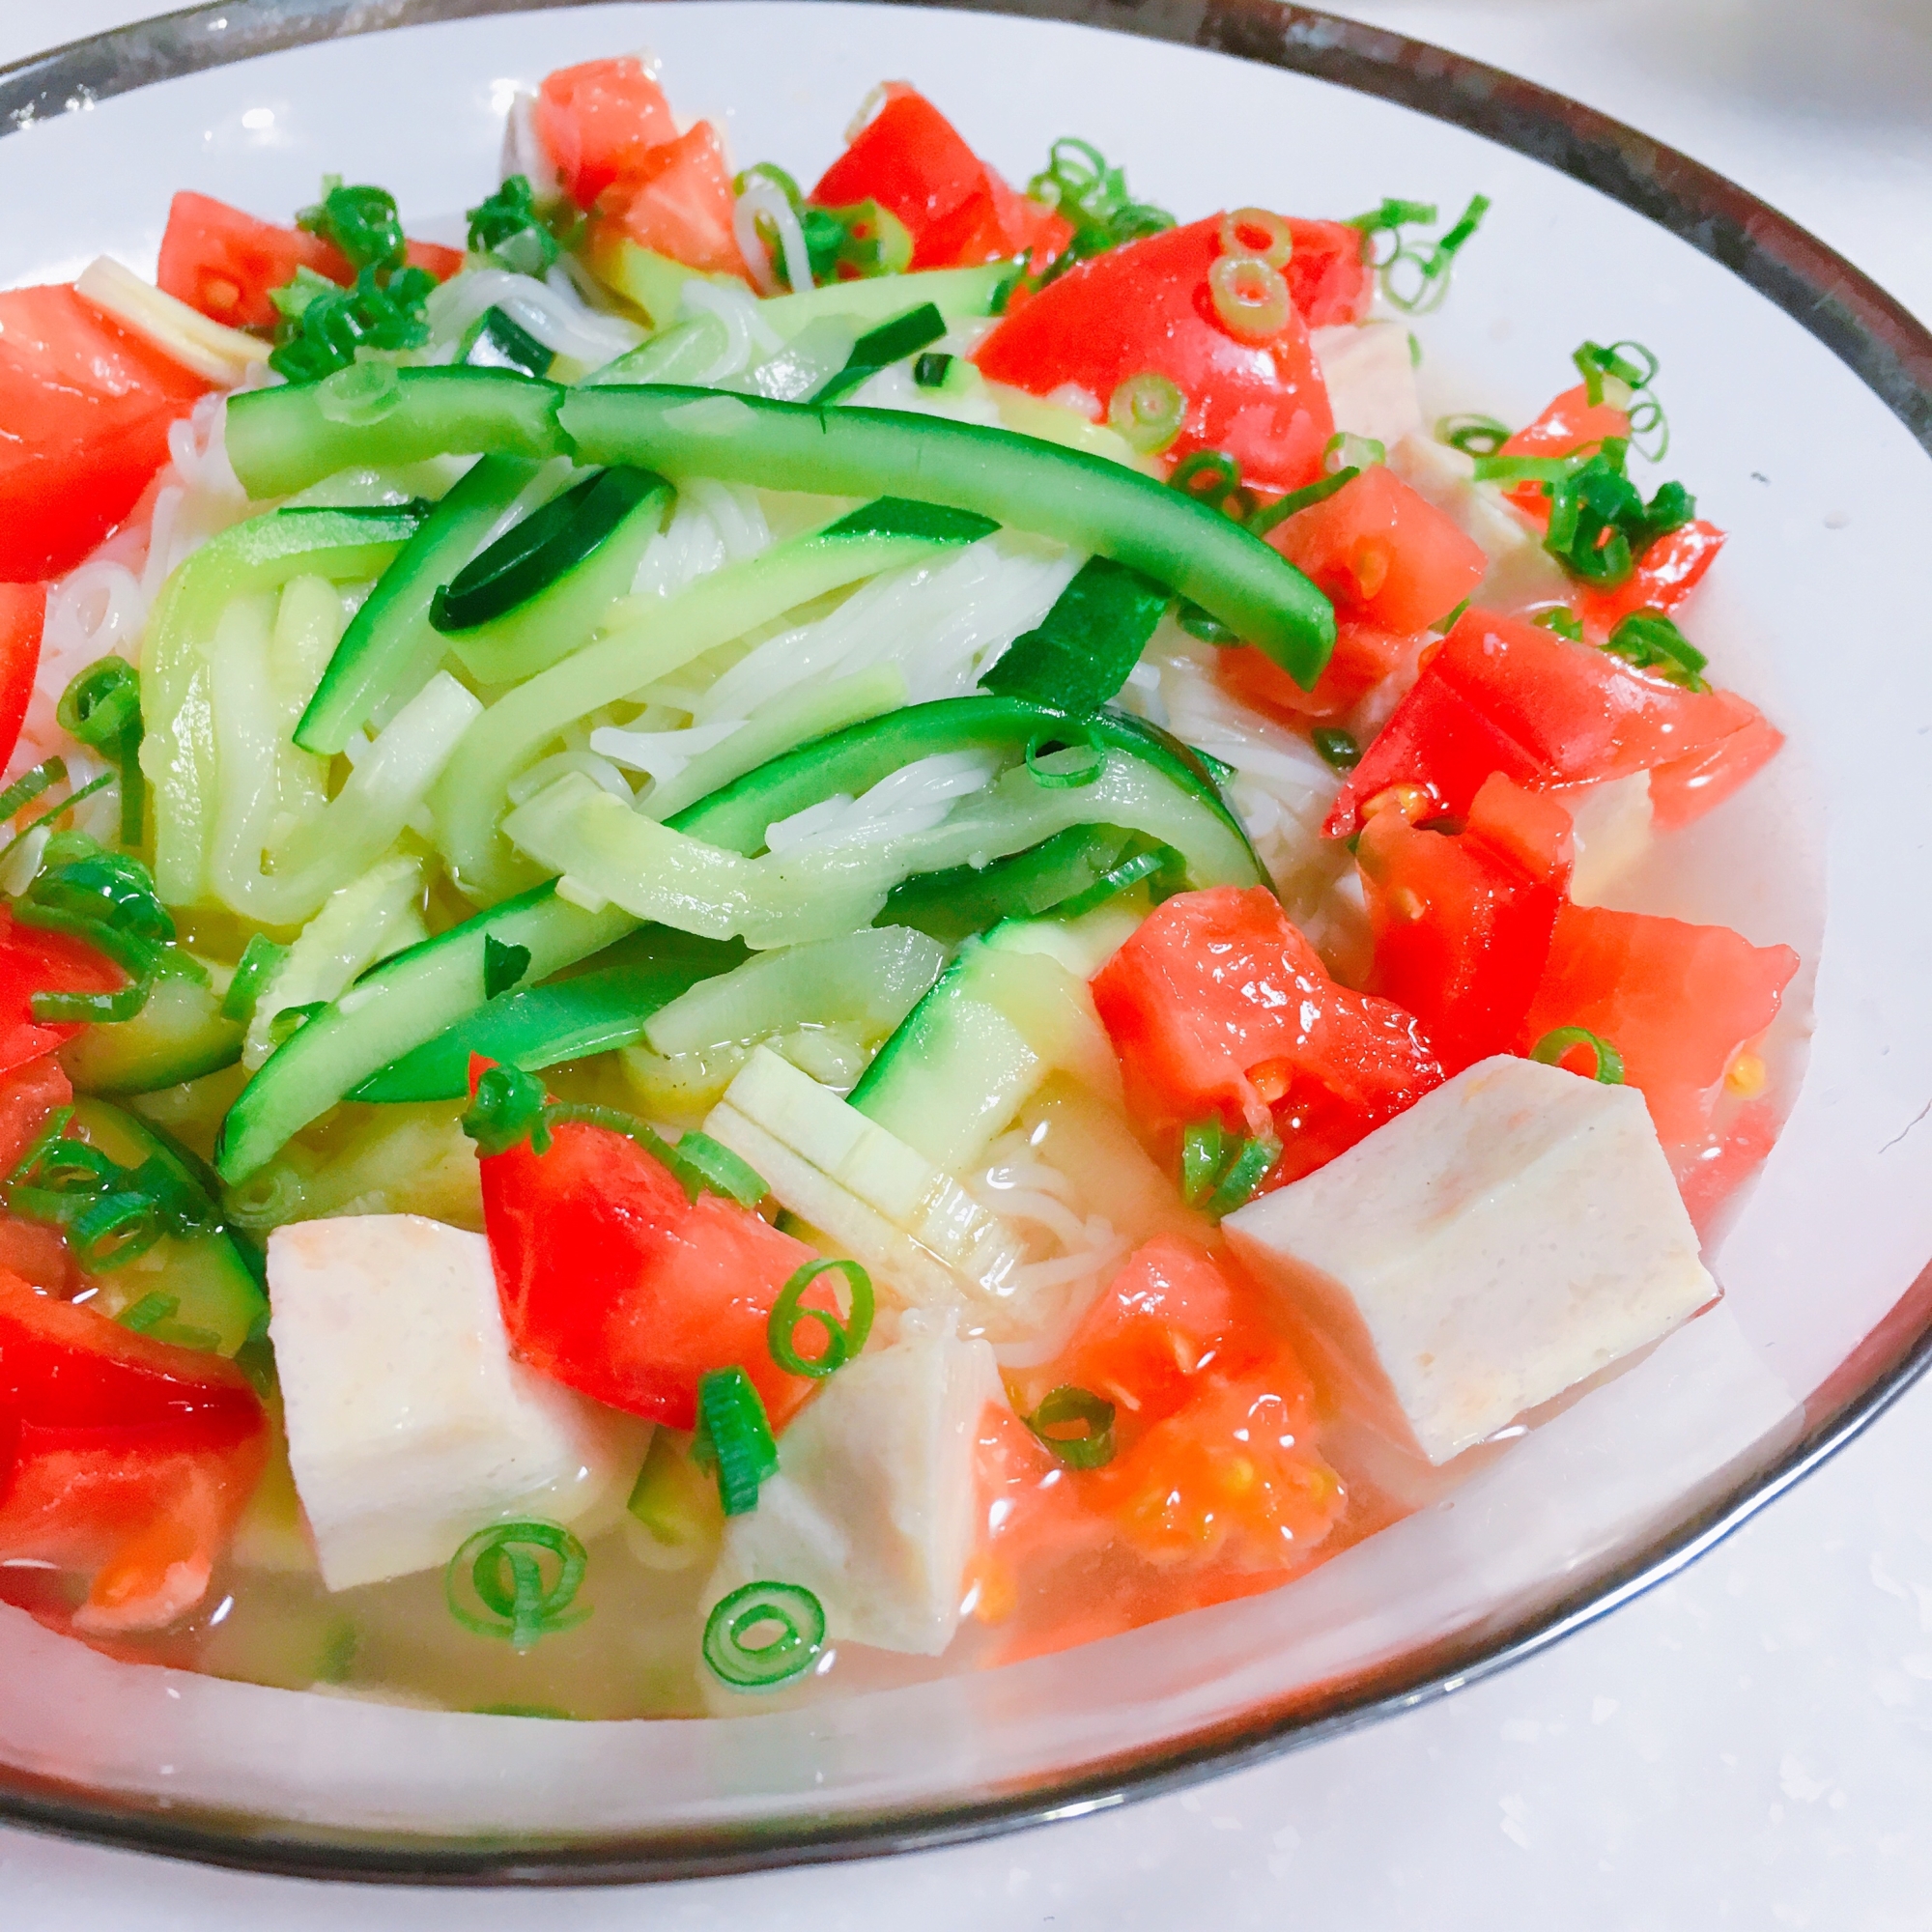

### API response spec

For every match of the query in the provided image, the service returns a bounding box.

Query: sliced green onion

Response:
[482,934,532,1001]
[1246,465,1358,539]
[57,660,144,841]
[1219,206,1293,270]
[1347,196,1438,239]
[1601,609,1709,690]
[799,198,916,282]
[69,1189,167,1271]
[266,1001,327,1049]
[466,174,560,276]
[1383,193,1492,315]
[1312,727,1361,771]
[1023,136,1175,289]
[814,301,947,407]
[444,1520,590,1652]
[1107,372,1186,456]
[1324,431,1386,474]
[767,1258,875,1379]
[1471,452,1584,486]
[221,934,288,1023]
[1205,1131,1280,1219]
[6,1103,73,1186]
[1180,1119,1281,1220]
[1180,1118,1227,1207]
[0,757,66,829]
[1024,731,1106,789]
[116,1291,180,1333]
[460,1061,554,1157]
[672,1129,768,1209]
[1435,596,1472,634]
[1437,413,1510,458]
[1049,841,1184,920]
[691,1366,780,1517]
[1208,253,1291,343]
[1027,1385,1117,1469]
[702,1578,825,1690]
[1533,608,1585,642]
[1572,337,1659,405]
[1175,602,1240,643]
[912,351,953,389]
[431,465,668,633]
[1169,449,1242,510]
[1531,1026,1626,1084]
[27,835,172,942]
[298,175,406,273]
[268,263,436,384]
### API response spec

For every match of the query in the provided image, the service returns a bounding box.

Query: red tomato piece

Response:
[0,284,209,582]
[1358,773,1574,1074]
[1218,619,1413,723]
[597,122,751,281]
[1498,382,1632,524]
[809,87,1065,272]
[1517,904,1798,1180]
[0,1057,71,1173]
[1091,885,1443,1185]
[1576,519,1727,639]
[1284,218,1374,327]
[0,1272,266,1632]
[0,909,125,1077]
[155,190,462,334]
[1325,607,1783,836]
[1268,463,1488,635]
[478,1113,822,1431]
[974,218,1335,494]
[534,57,680,211]
[0,583,44,770]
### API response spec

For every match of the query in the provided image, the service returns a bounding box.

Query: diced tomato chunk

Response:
[1517,904,1798,1185]
[0,284,209,582]
[1218,619,1413,723]
[0,583,44,770]
[0,1057,71,1172]
[1326,607,1783,836]
[1091,886,1443,1185]
[975,218,1334,494]
[1358,774,1573,1074]
[1268,462,1487,635]
[535,56,680,211]
[810,87,1065,272]
[1498,383,1631,523]
[0,1272,266,1632]
[596,121,751,280]
[1576,520,1727,639]
[155,190,462,333]
[0,909,126,1078]
[478,1111,820,1431]
[1284,218,1373,327]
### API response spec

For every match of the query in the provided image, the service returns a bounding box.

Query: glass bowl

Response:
[0,0,1928,1883]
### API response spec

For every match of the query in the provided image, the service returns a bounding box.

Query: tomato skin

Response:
[478,1115,819,1431]
[0,583,44,770]
[809,88,1067,271]
[0,1272,266,1632]
[1284,218,1373,327]
[1090,885,1443,1184]
[155,190,463,333]
[1268,463,1487,635]
[0,284,210,582]
[1358,773,1573,1074]
[1218,619,1412,723]
[597,121,751,280]
[1576,519,1726,639]
[973,219,1335,493]
[1326,607,1782,836]
[535,57,679,211]
[1517,904,1798,1184]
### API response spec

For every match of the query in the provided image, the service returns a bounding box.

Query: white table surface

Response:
[4,2,1932,1925]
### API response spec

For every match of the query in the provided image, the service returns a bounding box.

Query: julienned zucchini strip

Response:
[224,367,570,500]
[556,384,1336,686]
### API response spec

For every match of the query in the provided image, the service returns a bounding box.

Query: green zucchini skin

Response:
[350,929,746,1103]
[58,971,243,1096]
[225,368,569,501]
[295,454,541,755]
[981,556,1171,714]
[556,384,1336,687]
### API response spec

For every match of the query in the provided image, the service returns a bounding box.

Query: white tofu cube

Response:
[704,1315,1003,1656]
[1223,1056,1716,1464]
[1311,322,1425,448]
[268,1214,635,1592]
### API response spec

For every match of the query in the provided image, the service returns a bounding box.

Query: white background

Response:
[3,1,1932,1925]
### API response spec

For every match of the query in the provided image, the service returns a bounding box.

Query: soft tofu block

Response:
[268,1213,631,1591]
[1311,322,1425,448]
[1223,1056,1716,1464]
[705,1315,1002,1656]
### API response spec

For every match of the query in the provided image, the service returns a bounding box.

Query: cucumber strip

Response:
[58,968,242,1095]
[755,263,1013,335]
[639,664,908,823]
[67,1099,266,1357]
[556,384,1336,685]
[143,503,429,908]
[813,301,945,406]
[461,305,555,379]
[432,466,667,633]
[503,739,1261,951]
[430,499,999,902]
[582,315,730,389]
[349,928,746,1103]
[296,454,539,754]
[981,556,1171,713]
[225,368,569,500]
[875,824,1136,943]
[213,884,637,1181]
[443,473,675,687]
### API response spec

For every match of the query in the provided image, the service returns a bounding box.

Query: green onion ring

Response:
[767,1258,875,1379]
[1531,1026,1626,1085]
[445,1520,590,1652]
[1027,1384,1118,1470]
[702,1579,827,1691]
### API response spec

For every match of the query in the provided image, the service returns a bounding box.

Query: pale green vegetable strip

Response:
[639,665,908,822]
[754,264,1012,334]
[243,856,427,1069]
[643,926,946,1057]
[432,523,980,901]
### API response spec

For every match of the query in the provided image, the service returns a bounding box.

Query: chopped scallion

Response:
[672,1129,768,1209]
[1530,1026,1626,1085]
[691,1366,780,1516]
[1601,609,1709,691]
[1533,608,1585,642]
[221,934,288,1023]
[444,1520,589,1651]
[767,1258,875,1379]
[1026,1385,1117,1470]
[1312,727,1361,771]
[1436,413,1511,459]
[702,1578,825,1690]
